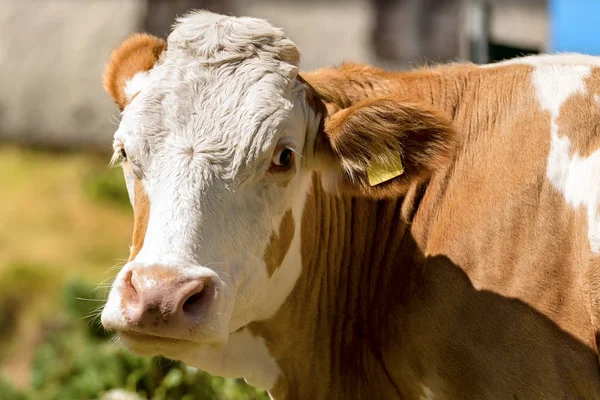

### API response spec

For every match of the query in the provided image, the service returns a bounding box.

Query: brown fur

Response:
[246,63,600,398]
[103,34,600,396]
[323,95,457,198]
[301,62,473,115]
[301,63,400,114]
[264,210,295,276]
[103,33,166,111]
[552,69,600,357]
[128,179,150,262]
[554,70,600,158]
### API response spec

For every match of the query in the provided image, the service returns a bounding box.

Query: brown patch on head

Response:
[128,180,150,261]
[103,33,166,111]
[264,210,295,276]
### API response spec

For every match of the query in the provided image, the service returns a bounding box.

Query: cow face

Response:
[101,12,323,355]
[101,11,455,361]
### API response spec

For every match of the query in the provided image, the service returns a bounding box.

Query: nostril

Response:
[123,270,140,304]
[181,281,206,315]
[182,291,204,313]
[121,268,212,326]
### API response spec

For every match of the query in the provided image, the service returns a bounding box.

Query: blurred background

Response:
[0,0,596,399]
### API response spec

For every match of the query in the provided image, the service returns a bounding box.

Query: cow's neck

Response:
[247,65,466,399]
[249,174,429,399]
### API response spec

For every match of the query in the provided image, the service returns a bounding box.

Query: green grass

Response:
[0,146,268,399]
[0,279,268,400]
[83,166,131,209]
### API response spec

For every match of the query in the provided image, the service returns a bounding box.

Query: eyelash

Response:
[110,141,128,167]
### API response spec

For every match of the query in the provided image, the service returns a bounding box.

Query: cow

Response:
[100,11,600,399]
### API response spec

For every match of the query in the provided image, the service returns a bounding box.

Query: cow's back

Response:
[407,58,600,398]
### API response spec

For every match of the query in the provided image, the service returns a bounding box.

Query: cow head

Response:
[101,11,454,365]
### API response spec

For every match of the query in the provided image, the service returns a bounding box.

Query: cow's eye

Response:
[272,148,293,168]
[120,148,128,161]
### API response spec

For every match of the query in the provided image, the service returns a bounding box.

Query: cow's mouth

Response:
[117,329,229,357]
[119,331,193,344]
[118,331,197,356]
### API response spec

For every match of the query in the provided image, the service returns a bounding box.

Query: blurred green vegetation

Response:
[0,147,268,400]
[83,166,131,209]
[0,280,268,400]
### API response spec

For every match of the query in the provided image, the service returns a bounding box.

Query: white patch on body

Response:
[531,63,600,253]
[124,71,150,100]
[481,53,600,69]
[176,328,281,390]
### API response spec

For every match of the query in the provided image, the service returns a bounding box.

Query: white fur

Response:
[124,71,150,100]
[532,65,590,117]
[102,11,320,389]
[480,54,600,255]
[144,327,281,390]
[121,167,135,207]
[482,53,600,69]
[530,62,600,253]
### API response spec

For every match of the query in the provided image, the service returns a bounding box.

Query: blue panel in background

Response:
[550,0,600,55]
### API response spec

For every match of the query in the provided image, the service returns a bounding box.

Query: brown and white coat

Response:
[101,11,600,399]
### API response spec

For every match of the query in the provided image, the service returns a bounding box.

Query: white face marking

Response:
[120,166,135,207]
[102,11,322,385]
[124,71,150,100]
[531,63,600,253]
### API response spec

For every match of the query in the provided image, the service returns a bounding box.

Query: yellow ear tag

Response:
[367,153,404,186]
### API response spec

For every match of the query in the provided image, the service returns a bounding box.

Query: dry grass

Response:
[0,146,132,274]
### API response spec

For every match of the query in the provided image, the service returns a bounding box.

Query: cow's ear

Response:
[316,95,457,198]
[103,33,166,111]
